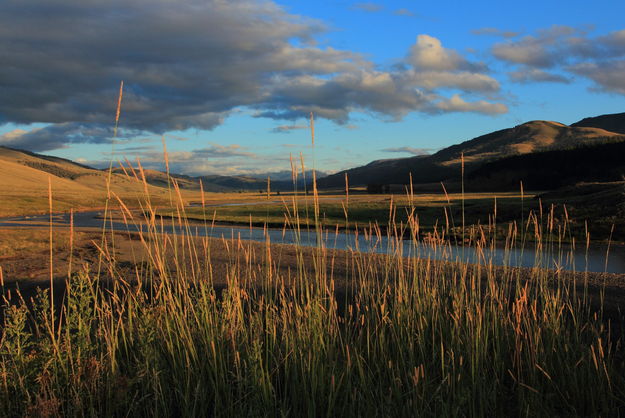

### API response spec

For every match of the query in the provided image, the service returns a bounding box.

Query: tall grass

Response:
[1,132,624,416]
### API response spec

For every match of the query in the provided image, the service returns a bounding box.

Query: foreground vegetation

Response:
[1,96,623,415]
[1,176,624,417]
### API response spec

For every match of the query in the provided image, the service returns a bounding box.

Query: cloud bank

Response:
[0,0,507,151]
[490,26,625,92]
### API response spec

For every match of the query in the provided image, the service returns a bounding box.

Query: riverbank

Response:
[3,208,625,274]
[2,226,624,315]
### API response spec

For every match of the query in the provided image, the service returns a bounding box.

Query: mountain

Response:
[112,166,320,192]
[196,175,270,192]
[571,112,625,135]
[191,174,317,192]
[111,167,200,190]
[318,119,625,189]
[317,155,436,189]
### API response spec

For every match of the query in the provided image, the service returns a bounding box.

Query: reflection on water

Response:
[1,210,624,274]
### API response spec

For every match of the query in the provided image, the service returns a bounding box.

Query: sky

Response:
[0,0,624,176]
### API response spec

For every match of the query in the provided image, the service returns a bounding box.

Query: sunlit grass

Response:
[156,193,526,233]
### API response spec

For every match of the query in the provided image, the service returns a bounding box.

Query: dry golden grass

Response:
[0,228,89,258]
[0,147,204,216]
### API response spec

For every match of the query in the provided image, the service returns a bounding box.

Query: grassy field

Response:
[160,192,519,233]
[1,177,624,416]
[157,187,624,244]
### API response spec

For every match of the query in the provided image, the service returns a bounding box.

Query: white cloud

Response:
[435,94,508,115]
[407,35,467,70]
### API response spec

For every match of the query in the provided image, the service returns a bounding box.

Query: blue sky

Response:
[0,0,624,176]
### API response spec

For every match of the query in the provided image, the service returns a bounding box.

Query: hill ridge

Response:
[318,114,625,188]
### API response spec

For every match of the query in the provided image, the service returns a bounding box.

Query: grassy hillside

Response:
[111,167,200,190]
[571,111,625,134]
[467,140,625,191]
[0,147,182,216]
[318,120,625,188]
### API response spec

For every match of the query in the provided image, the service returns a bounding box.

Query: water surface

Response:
[1,210,623,274]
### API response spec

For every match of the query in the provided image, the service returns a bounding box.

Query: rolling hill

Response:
[466,140,625,191]
[571,112,625,135]
[111,167,200,190]
[0,146,326,216]
[0,146,175,216]
[318,114,625,189]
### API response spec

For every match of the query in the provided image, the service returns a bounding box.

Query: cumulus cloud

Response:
[490,26,625,94]
[508,68,570,84]
[569,61,625,95]
[0,0,507,153]
[493,38,560,68]
[117,146,156,153]
[380,147,432,155]
[257,66,503,123]
[434,95,508,115]
[491,25,593,67]
[251,35,503,123]
[600,29,625,56]
[408,35,468,71]
[191,145,257,159]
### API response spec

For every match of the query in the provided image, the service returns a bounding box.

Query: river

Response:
[1,210,624,274]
